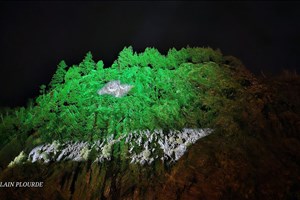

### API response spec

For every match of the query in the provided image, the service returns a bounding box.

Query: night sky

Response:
[1,1,300,107]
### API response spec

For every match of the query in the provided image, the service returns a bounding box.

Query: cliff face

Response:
[1,95,300,200]
[0,48,300,199]
[0,131,299,200]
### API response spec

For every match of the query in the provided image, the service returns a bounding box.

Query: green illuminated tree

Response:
[0,46,248,145]
[49,60,68,89]
[79,51,96,75]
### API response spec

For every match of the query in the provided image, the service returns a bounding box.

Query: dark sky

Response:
[1,1,300,107]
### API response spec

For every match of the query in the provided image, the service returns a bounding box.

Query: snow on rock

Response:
[28,141,89,163]
[26,128,213,165]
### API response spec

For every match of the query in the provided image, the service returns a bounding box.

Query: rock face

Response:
[0,133,300,200]
[1,51,300,199]
[22,128,213,166]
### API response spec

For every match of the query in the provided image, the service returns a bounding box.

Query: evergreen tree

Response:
[79,51,96,75]
[49,60,68,89]
[0,46,243,145]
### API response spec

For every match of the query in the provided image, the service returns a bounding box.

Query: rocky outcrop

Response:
[1,131,300,199]
[1,51,300,199]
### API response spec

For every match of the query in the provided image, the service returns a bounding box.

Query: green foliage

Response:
[116,46,137,69]
[1,46,246,145]
[64,66,81,82]
[166,47,190,67]
[79,51,96,75]
[96,60,104,71]
[0,106,33,149]
[49,60,68,89]
[187,46,223,64]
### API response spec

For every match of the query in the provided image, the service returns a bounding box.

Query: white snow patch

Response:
[97,80,133,97]
[26,128,213,165]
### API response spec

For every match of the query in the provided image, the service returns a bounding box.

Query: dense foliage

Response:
[0,46,244,146]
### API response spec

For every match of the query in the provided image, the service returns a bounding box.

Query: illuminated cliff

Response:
[0,46,299,199]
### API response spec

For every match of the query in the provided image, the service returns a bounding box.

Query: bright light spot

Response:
[97,80,133,97]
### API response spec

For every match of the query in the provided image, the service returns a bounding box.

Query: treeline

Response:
[0,46,242,148]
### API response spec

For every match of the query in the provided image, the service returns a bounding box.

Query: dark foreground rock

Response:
[0,130,300,200]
